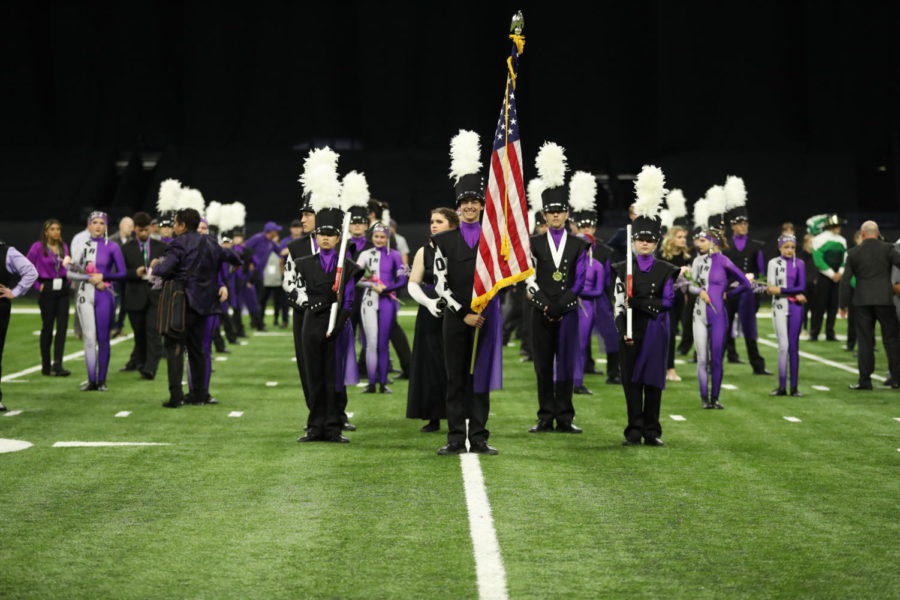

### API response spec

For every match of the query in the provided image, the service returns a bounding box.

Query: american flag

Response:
[471,29,533,313]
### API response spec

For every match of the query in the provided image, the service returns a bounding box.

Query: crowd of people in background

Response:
[1,149,899,455]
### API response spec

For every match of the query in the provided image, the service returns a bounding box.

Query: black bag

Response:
[157,239,207,337]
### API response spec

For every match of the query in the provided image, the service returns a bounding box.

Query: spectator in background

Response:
[110,216,134,338]
[389,219,410,266]
[839,220,900,390]
[809,214,847,342]
[26,219,72,377]
[0,240,39,411]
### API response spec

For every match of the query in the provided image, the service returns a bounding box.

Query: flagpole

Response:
[626,224,633,340]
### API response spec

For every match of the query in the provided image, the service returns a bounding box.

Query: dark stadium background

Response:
[1,1,897,251]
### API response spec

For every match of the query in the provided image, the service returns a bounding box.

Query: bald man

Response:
[839,221,900,390]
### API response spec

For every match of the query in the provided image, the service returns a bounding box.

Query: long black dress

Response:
[406,245,447,420]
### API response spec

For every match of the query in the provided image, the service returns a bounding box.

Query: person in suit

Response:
[525,153,590,433]
[152,208,241,407]
[120,212,167,380]
[839,220,900,390]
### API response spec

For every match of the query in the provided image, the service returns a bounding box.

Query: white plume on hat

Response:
[449,130,482,183]
[157,178,182,213]
[633,165,667,218]
[206,201,223,226]
[535,142,568,189]
[666,188,687,219]
[299,147,340,195]
[568,171,597,212]
[218,202,246,232]
[659,208,674,231]
[724,175,747,210]
[693,198,710,230]
[527,178,545,213]
[177,186,205,216]
[340,171,370,211]
[307,165,342,213]
[705,185,727,218]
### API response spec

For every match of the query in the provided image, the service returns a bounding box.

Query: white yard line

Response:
[756,338,886,382]
[228,411,244,418]
[1,334,134,382]
[459,453,509,600]
[783,416,802,423]
[114,411,131,418]
[669,415,686,421]
[52,441,172,447]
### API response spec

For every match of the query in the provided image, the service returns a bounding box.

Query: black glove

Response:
[545,302,564,320]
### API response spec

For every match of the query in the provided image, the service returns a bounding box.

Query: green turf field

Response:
[1,302,898,599]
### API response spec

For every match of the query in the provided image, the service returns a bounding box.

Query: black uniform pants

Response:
[667,291,686,368]
[390,321,411,374]
[128,301,162,378]
[531,307,575,425]
[292,307,311,409]
[854,304,900,385]
[38,288,69,371]
[443,314,490,445]
[301,310,343,439]
[0,300,10,401]
[619,339,662,442]
[810,274,839,339]
[164,307,208,402]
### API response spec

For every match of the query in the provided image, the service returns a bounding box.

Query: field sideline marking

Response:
[1,334,134,382]
[756,338,886,382]
[459,453,508,600]
[670,415,686,421]
[52,441,172,447]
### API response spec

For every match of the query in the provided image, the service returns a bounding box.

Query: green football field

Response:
[1,301,898,599]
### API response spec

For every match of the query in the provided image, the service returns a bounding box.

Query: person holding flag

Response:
[612,166,680,446]
[524,143,590,433]
[431,130,504,455]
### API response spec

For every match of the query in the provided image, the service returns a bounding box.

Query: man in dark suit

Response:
[120,212,167,379]
[839,220,900,390]
[152,208,241,407]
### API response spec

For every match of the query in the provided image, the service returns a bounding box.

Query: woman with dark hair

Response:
[658,225,692,382]
[67,212,126,391]
[406,208,459,432]
[26,220,72,376]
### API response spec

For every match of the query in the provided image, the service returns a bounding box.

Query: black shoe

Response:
[379,384,392,394]
[0,402,6,411]
[80,381,98,392]
[162,399,183,408]
[712,401,725,409]
[139,371,155,380]
[643,437,665,447]
[605,376,622,385]
[362,384,376,394]
[890,379,900,390]
[342,422,357,432]
[420,420,440,433]
[528,420,554,433]
[202,397,219,405]
[848,383,872,390]
[790,388,804,397]
[754,369,773,375]
[825,335,837,342]
[573,385,593,395]
[297,433,321,442]
[119,364,139,372]
[216,347,231,354]
[183,394,204,406]
[326,435,350,443]
[96,381,109,392]
[769,388,787,396]
[42,367,52,376]
[702,400,714,409]
[52,367,71,377]
[806,336,818,342]
[469,441,499,455]
[437,442,467,455]
[556,422,583,434]
[621,438,640,446]
[727,356,743,364]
